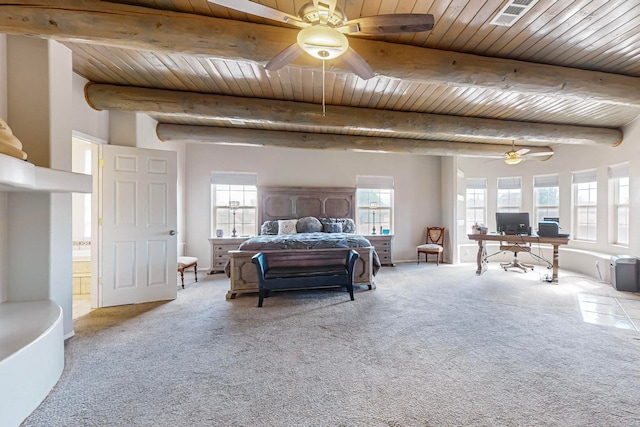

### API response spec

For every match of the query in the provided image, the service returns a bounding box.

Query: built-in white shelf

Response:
[0,152,91,426]
[0,300,64,427]
[0,153,92,193]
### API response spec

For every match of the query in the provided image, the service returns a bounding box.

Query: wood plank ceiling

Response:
[2,0,639,157]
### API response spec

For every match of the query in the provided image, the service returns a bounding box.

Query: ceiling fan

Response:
[207,0,435,80]
[502,140,552,165]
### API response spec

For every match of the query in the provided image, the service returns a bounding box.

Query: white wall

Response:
[457,116,640,278]
[440,156,458,263]
[185,143,441,268]
[72,73,109,142]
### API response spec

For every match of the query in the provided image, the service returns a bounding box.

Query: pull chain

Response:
[322,59,326,117]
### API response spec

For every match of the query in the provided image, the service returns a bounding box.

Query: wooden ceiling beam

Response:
[86,83,622,147]
[1,0,639,108]
[157,124,555,159]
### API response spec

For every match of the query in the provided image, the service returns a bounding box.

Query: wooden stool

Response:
[177,256,198,288]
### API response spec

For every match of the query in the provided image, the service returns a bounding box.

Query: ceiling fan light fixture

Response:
[297,25,349,60]
[504,155,523,165]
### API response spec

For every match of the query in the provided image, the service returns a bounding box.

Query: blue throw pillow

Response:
[260,220,279,235]
[324,222,343,233]
[340,218,356,234]
[296,216,323,233]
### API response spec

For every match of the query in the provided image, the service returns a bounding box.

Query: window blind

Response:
[497,176,521,190]
[533,174,558,188]
[210,172,257,186]
[466,178,487,189]
[572,170,597,184]
[356,175,394,189]
[608,163,629,179]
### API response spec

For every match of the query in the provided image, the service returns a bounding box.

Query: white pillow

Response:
[278,219,298,235]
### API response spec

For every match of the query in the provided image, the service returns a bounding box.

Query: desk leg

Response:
[552,244,560,283]
[475,240,487,275]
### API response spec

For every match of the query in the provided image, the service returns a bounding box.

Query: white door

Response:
[99,145,177,307]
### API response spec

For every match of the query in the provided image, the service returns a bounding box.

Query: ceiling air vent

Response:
[490,0,539,27]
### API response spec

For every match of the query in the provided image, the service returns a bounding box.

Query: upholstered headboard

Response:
[258,186,355,226]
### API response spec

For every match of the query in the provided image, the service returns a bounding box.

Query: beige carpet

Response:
[24,263,640,427]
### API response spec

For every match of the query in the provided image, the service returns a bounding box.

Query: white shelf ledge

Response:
[0,153,91,193]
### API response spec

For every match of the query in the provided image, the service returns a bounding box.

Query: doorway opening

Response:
[71,134,95,319]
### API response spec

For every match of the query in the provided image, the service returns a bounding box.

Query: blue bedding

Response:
[234,232,381,275]
[238,232,373,250]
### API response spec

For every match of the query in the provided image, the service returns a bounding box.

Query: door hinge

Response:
[98,277,103,287]
[99,158,104,167]
[98,218,103,226]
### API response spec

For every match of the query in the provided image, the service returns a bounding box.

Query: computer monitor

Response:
[496,212,531,235]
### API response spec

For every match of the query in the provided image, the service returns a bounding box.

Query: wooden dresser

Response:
[208,237,250,273]
[365,234,395,266]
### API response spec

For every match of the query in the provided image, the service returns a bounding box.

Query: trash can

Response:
[610,256,639,292]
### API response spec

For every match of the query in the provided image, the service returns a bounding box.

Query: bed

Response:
[225,186,380,299]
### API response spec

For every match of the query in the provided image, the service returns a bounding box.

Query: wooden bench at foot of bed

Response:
[226,246,375,299]
[252,249,359,307]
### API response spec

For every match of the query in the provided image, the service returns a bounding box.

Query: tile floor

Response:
[72,294,93,319]
[578,293,640,331]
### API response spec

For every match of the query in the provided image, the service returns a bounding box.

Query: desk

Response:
[468,233,570,283]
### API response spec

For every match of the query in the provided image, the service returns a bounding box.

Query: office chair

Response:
[499,242,534,272]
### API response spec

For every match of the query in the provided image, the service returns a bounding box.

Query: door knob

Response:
[169,230,176,235]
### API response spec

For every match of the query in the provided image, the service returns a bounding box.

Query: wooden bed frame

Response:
[226,186,376,299]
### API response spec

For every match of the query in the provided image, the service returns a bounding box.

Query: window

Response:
[609,164,629,246]
[572,170,597,241]
[356,176,394,235]
[533,174,559,225]
[211,172,257,237]
[497,177,522,212]
[466,178,486,233]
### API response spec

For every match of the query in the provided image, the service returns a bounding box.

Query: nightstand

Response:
[365,234,394,266]
[208,236,250,273]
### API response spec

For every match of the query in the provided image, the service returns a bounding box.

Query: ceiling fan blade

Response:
[341,14,434,35]
[515,148,530,155]
[265,43,304,71]
[207,0,307,28]
[336,23,361,34]
[524,148,555,157]
[340,48,375,80]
